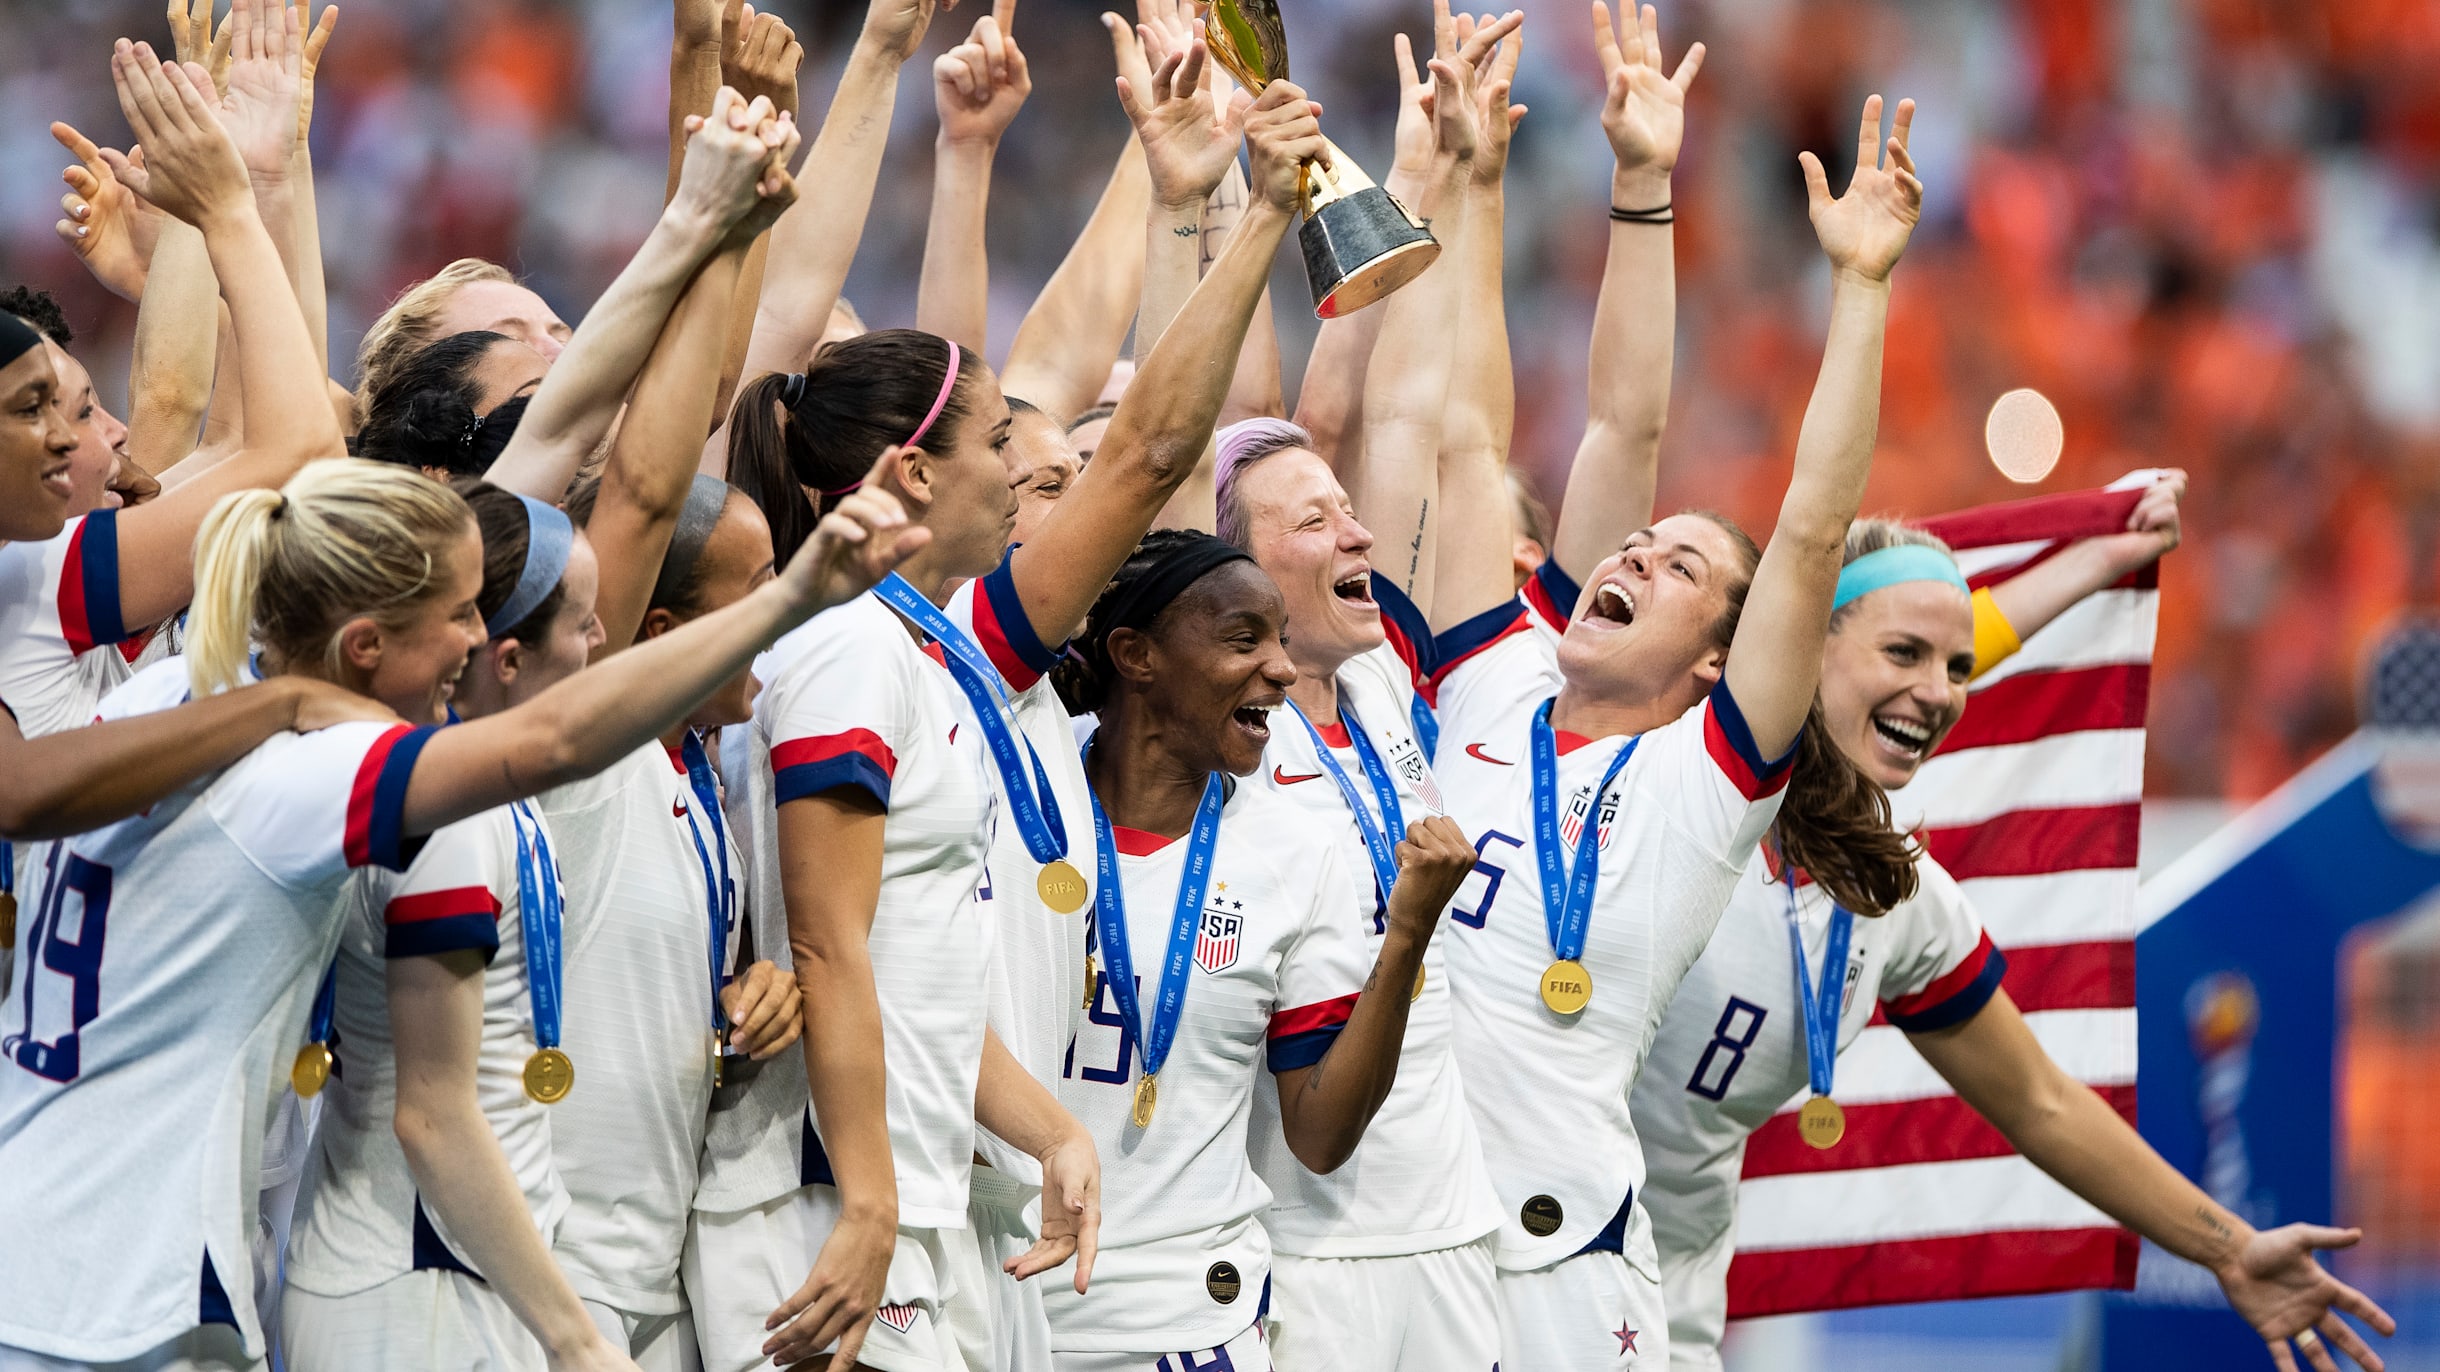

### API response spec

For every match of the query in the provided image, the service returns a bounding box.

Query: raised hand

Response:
[862,0,948,65]
[51,122,163,300]
[721,1,804,119]
[105,41,254,229]
[1592,1,1703,177]
[165,0,233,97]
[2212,1224,2394,1372]
[1241,78,1325,214]
[673,87,798,238]
[1455,10,1527,183]
[294,3,340,140]
[935,0,1031,147]
[1110,16,1246,212]
[1800,94,1923,284]
[775,451,932,616]
[217,0,304,180]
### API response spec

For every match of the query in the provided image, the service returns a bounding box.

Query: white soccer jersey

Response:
[286,803,571,1299]
[702,711,810,1216]
[0,658,430,1363]
[541,738,736,1315]
[0,511,132,739]
[948,557,1093,1186]
[1246,580,1501,1259]
[1046,782,1372,1354]
[1632,851,2003,1365]
[756,591,996,1228]
[1430,602,1795,1274]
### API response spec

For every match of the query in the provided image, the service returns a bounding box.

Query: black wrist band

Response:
[1610,201,1674,224]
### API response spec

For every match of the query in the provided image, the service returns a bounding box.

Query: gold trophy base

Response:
[1302,186,1441,319]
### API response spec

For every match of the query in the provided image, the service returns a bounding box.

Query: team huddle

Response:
[0,0,2401,1371]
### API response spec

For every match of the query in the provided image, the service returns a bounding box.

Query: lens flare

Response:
[1985,388,2064,484]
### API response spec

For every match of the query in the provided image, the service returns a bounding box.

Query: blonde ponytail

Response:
[188,460,474,697]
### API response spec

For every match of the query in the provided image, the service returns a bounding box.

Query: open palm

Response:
[1802,94,1923,283]
[52,122,161,301]
[1594,2,1701,174]
[2216,1224,2394,1372]
[1111,19,1243,210]
[218,0,303,179]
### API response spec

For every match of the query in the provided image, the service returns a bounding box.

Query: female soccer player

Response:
[1043,530,1476,1371]
[1425,45,1924,1362]
[1633,494,2397,1372]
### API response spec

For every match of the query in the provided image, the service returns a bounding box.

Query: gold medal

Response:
[1131,1073,1158,1129]
[290,1042,334,1098]
[1798,1094,1846,1150]
[1539,959,1592,1015]
[712,1032,727,1088]
[1412,963,1425,1002]
[1082,955,1098,1010]
[524,1047,575,1104]
[1037,860,1088,914]
[0,889,15,950]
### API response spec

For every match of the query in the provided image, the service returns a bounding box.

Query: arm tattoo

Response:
[1172,224,1200,238]
[1406,500,1429,585]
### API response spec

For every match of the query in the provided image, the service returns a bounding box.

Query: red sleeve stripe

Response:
[1880,932,2007,1030]
[1522,558,1578,634]
[1425,600,1533,692]
[1702,680,1795,800]
[772,730,897,808]
[386,886,502,926]
[381,886,504,959]
[345,725,435,871]
[1268,992,1359,1040]
[973,557,1060,690]
[57,513,127,655]
[1370,576,1435,690]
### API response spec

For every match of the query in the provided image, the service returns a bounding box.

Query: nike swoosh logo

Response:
[949,723,960,745]
[1465,743,1514,766]
[1271,765,1324,785]
[673,801,688,818]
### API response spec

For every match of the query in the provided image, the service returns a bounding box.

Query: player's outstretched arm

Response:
[1001,76,1308,647]
[399,470,926,836]
[486,88,795,501]
[1722,94,1922,763]
[1912,989,2396,1372]
[1974,470,2187,677]
[975,1027,1101,1292]
[390,953,645,1372]
[1272,818,1476,1173]
[999,138,1150,423]
[918,0,1028,353]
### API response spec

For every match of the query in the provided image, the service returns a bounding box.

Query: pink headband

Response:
[819,338,963,499]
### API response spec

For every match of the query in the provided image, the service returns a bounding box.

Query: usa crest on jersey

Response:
[874,1302,920,1334]
[1386,731,1445,812]
[1195,899,1243,973]
[1558,784,1622,851]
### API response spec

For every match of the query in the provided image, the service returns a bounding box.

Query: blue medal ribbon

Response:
[1287,700,1403,911]
[1782,877,1854,1100]
[510,801,564,1052]
[678,732,736,1043]
[872,573,1069,866]
[307,959,336,1050]
[1086,764,1225,1087]
[1527,699,1640,966]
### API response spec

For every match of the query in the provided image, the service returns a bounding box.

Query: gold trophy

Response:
[1204,0,1440,318]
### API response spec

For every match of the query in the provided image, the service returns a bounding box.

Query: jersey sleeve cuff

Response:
[1427,599,1534,693]
[1523,558,1580,635]
[1265,993,1358,1073]
[973,553,1062,690]
[1703,679,1797,801]
[346,725,439,871]
[59,511,128,653]
[772,730,897,810]
[1883,931,2008,1033]
[382,886,504,961]
[1371,577,1437,690]
[1968,587,2024,683]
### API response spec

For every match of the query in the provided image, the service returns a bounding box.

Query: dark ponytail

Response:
[725,328,980,566]
[1052,529,1212,716]
[356,331,522,478]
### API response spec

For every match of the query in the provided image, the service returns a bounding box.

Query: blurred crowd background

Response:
[2,0,2438,805]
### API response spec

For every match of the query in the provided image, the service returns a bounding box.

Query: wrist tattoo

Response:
[1172,224,1199,239]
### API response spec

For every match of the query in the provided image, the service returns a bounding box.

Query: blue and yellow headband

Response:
[1831,544,1969,612]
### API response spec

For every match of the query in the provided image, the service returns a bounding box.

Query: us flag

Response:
[1195,905,1242,974]
[1725,482,2159,1317]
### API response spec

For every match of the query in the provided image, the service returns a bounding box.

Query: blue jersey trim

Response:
[77,510,128,647]
[1264,1024,1343,1074]
[1885,945,2010,1034]
[981,552,1062,672]
[412,1195,480,1277]
[774,756,894,811]
[801,1113,837,1187]
[384,917,503,963]
[364,725,439,872]
[1575,1187,1635,1255]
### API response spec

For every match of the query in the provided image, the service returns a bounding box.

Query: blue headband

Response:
[485,494,574,639]
[1832,544,1969,612]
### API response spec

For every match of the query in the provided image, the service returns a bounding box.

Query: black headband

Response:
[0,314,42,373]
[651,474,734,611]
[1098,534,1255,637]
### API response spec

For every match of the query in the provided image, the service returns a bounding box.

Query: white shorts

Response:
[685,1192,817,1372]
[1051,1319,1270,1372]
[281,1268,544,1372]
[1264,1237,1498,1372]
[938,1166,1054,1372]
[1494,1251,1668,1371]
[0,1327,261,1372]
[580,1300,701,1372]
[741,1184,960,1372]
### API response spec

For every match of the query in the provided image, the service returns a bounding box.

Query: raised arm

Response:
[997,138,1150,421]
[735,0,936,385]
[485,89,795,500]
[1721,95,1922,761]
[589,100,801,657]
[917,0,1029,351]
[289,3,340,387]
[1550,1,1702,583]
[1430,14,1527,629]
[709,4,803,428]
[1912,990,2395,1372]
[1979,469,2185,673]
[102,38,342,631]
[398,474,925,837]
[1118,2,1242,366]
[1001,65,1315,646]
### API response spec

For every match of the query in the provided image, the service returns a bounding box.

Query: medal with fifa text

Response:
[1086,750,1226,1136]
[512,802,574,1105]
[1782,872,1856,1151]
[677,732,737,1093]
[1527,701,1640,1017]
[290,961,340,1097]
[874,575,1084,915]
